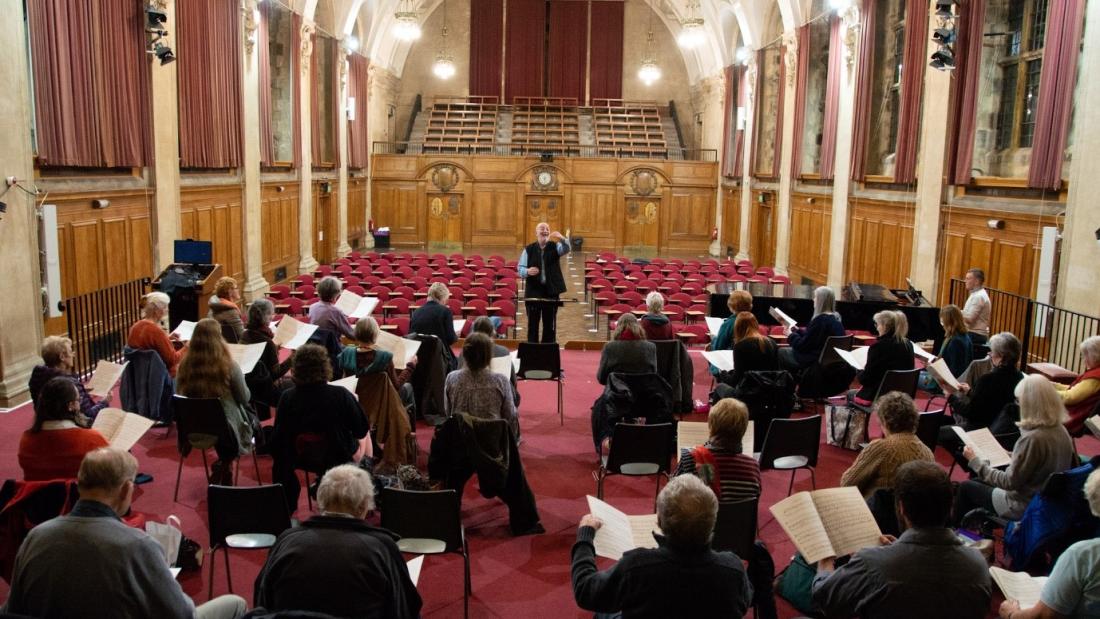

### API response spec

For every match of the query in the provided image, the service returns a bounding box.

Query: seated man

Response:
[254,464,422,618]
[812,461,991,619]
[571,475,753,617]
[3,448,246,619]
[998,468,1100,619]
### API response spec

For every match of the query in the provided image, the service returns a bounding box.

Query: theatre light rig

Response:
[930,0,956,71]
[145,4,175,66]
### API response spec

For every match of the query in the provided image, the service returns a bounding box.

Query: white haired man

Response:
[518,222,570,343]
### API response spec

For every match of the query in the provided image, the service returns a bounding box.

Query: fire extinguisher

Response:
[711,227,718,241]
[369,218,375,233]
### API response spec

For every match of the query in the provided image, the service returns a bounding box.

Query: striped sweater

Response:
[675,444,761,503]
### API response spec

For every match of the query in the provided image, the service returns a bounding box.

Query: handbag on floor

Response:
[774,552,817,614]
[826,404,868,451]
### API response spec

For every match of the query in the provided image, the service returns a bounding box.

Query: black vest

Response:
[524,241,567,298]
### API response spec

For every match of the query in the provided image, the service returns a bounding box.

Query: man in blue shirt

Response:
[517,222,570,343]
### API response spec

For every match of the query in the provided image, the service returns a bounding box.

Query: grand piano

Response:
[708,282,944,345]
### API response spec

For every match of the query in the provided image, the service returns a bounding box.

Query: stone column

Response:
[736,58,757,261]
[908,1,952,300]
[774,31,800,275]
[1057,0,1100,315]
[336,49,352,257]
[298,21,319,273]
[826,7,861,289]
[239,0,270,300]
[0,2,44,406]
[150,0,182,272]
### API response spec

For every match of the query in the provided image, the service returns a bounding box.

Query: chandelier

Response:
[393,0,421,41]
[677,0,706,49]
[432,1,454,79]
[638,17,661,86]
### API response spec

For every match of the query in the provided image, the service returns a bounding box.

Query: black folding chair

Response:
[916,409,945,453]
[172,395,262,502]
[756,415,822,496]
[711,498,758,559]
[381,488,470,618]
[207,484,290,596]
[517,342,564,425]
[596,422,674,510]
[852,368,922,417]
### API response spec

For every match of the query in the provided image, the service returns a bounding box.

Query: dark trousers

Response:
[955,479,997,525]
[526,299,559,343]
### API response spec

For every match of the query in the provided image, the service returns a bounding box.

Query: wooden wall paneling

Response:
[721,186,741,256]
[371,181,421,246]
[311,180,338,266]
[664,190,714,252]
[260,181,300,283]
[519,192,562,246]
[569,187,619,250]
[749,190,777,268]
[180,185,245,282]
[347,177,367,247]
[788,192,831,284]
[845,198,914,288]
[622,197,660,251]
[426,192,464,250]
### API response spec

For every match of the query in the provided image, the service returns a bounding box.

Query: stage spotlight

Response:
[145,6,167,27]
[934,0,956,18]
[930,47,955,70]
[153,42,175,65]
[932,27,956,44]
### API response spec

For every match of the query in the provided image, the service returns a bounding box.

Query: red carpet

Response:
[0,351,1097,618]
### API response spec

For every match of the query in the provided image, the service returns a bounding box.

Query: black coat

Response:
[855,335,915,401]
[254,515,422,619]
[523,240,568,298]
[409,300,457,347]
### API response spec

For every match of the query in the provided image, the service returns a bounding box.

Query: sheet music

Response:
[91,408,154,451]
[586,495,658,561]
[1085,415,1100,441]
[911,341,936,363]
[335,291,379,319]
[510,350,520,373]
[990,567,1048,609]
[373,330,421,369]
[743,421,754,455]
[705,316,725,337]
[628,514,660,550]
[407,555,425,587]
[226,343,266,374]
[170,567,182,579]
[329,376,358,396]
[769,307,797,329]
[490,356,512,379]
[811,486,883,559]
[452,319,466,335]
[86,360,128,398]
[952,426,1012,468]
[835,346,869,370]
[272,315,317,350]
[171,320,197,342]
[676,420,753,458]
[770,492,835,564]
[927,358,961,393]
[702,350,734,372]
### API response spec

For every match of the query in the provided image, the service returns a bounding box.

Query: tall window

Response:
[865,0,906,177]
[267,4,295,163]
[973,0,1049,178]
[799,15,831,175]
[753,43,782,177]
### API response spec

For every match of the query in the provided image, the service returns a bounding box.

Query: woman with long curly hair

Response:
[176,318,255,484]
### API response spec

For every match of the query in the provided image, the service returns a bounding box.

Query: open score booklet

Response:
[92,408,155,451]
[584,495,660,561]
[770,486,882,564]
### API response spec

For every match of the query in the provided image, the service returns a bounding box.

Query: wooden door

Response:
[750,200,775,268]
[526,195,563,234]
[426,194,463,252]
[622,198,660,258]
[312,184,337,265]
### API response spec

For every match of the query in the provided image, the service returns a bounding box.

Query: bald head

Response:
[77,448,138,515]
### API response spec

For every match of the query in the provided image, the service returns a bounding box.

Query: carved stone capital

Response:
[744,58,758,104]
[241,0,258,57]
[841,6,861,78]
[300,21,315,73]
[782,32,798,89]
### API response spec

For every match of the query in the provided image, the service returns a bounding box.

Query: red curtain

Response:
[177,0,243,168]
[258,2,274,166]
[1028,0,1085,190]
[734,66,746,176]
[505,0,546,102]
[790,25,811,177]
[589,0,625,101]
[820,16,842,180]
[721,65,736,178]
[469,0,504,99]
[849,0,876,181]
[547,1,588,101]
[310,36,340,166]
[893,0,928,184]
[347,54,370,169]
[946,0,985,186]
[27,0,151,168]
[291,13,302,168]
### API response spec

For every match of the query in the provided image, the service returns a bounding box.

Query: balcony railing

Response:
[372,141,718,162]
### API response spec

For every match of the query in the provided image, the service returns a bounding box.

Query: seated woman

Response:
[709,290,753,375]
[955,374,1076,523]
[938,332,1025,454]
[272,344,369,512]
[240,299,293,412]
[207,276,244,342]
[1056,335,1100,435]
[467,316,519,407]
[997,468,1100,619]
[175,318,256,485]
[639,292,674,341]
[308,276,355,340]
[839,392,934,498]
[444,333,517,436]
[779,286,844,372]
[725,312,779,387]
[848,310,914,406]
[596,314,657,385]
[28,336,111,419]
[127,291,186,377]
[337,317,417,410]
[918,304,973,393]
[18,377,109,481]
[409,282,458,370]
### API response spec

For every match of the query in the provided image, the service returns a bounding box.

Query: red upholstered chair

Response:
[463,299,490,318]
[408,276,428,289]
[446,299,463,315]
[669,292,692,307]
[392,286,416,301]
[451,276,472,288]
[343,275,360,287]
[268,285,290,300]
[346,285,367,296]
[315,265,333,277]
[491,300,517,338]
[770,275,792,284]
[676,324,710,346]
[275,297,305,316]
[395,266,415,279]
[756,267,775,278]
[727,274,748,283]
[748,276,768,284]
[295,284,317,301]
[369,286,391,301]
[466,287,490,301]
[375,266,394,278]
[387,316,410,336]
[292,274,314,289]
[602,303,633,339]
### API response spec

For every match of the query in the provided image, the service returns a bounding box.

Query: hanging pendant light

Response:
[677,0,706,49]
[432,0,454,79]
[393,0,421,41]
[637,13,661,86]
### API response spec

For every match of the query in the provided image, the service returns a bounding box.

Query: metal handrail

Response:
[371,141,718,162]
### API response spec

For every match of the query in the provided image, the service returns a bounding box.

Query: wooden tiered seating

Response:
[510,97,581,154]
[422,96,499,154]
[592,99,668,159]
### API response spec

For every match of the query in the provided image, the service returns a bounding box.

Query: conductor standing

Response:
[518,222,571,342]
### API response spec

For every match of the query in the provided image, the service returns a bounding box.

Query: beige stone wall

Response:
[621,1,695,149]
[393,0,471,139]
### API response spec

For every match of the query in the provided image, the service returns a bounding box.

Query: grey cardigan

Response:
[969,424,1076,519]
[597,340,657,385]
